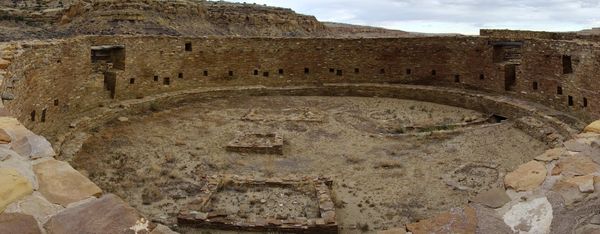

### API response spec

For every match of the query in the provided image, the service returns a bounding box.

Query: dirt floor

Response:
[68,96,548,233]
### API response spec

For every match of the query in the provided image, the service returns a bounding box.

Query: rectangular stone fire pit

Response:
[178,176,337,233]
[226,132,284,155]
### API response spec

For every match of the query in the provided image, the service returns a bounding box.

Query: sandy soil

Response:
[69,96,548,233]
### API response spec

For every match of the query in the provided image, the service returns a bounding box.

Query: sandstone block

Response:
[150,224,179,234]
[584,120,600,134]
[406,206,477,234]
[0,213,41,234]
[0,168,33,212]
[555,155,600,177]
[34,159,102,206]
[503,197,553,234]
[0,148,37,189]
[0,128,12,144]
[12,134,55,159]
[535,147,566,162]
[0,59,9,70]
[44,194,149,234]
[504,160,547,192]
[564,175,595,193]
[470,187,511,208]
[4,192,63,225]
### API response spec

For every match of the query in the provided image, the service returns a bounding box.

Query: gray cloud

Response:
[215,0,600,34]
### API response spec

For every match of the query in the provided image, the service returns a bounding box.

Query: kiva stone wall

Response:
[2,35,599,143]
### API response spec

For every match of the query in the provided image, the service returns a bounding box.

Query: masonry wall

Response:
[2,35,599,142]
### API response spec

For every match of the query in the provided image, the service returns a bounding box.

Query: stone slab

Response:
[0,213,41,234]
[584,120,600,134]
[44,194,148,234]
[0,148,37,189]
[504,160,547,192]
[150,224,179,234]
[406,206,477,234]
[12,134,55,159]
[4,192,63,225]
[555,155,600,177]
[535,148,566,162]
[503,197,553,234]
[0,168,33,212]
[470,187,511,208]
[34,159,102,206]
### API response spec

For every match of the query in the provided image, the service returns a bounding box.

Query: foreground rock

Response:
[504,160,547,191]
[44,194,149,234]
[406,206,477,234]
[470,188,511,208]
[503,197,553,233]
[12,134,55,159]
[0,213,41,234]
[584,120,600,134]
[34,159,102,206]
[0,168,33,212]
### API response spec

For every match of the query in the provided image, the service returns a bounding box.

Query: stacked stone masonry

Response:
[0,31,600,233]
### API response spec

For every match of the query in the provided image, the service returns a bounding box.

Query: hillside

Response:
[0,0,329,41]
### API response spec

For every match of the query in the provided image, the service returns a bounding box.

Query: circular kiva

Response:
[0,22,600,234]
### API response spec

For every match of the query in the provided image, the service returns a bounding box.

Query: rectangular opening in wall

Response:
[568,96,574,106]
[336,70,343,76]
[504,64,517,91]
[91,45,125,70]
[304,68,310,74]
[30,110,35,122]
[178,73,183,79]
[432,70,437,76]
[533,81,538,90]
[130,78,135,84]
[380,69,386,74]
[562,55,573,74]
[454,75,460,83]
[254,70,259,76]
[355,68,360,74]
[104,71,117,99]
[279,69,284,75]
[479,74,485,80]
[229,71,234,77]
[329,68,335,73]
[154,76,159,81]
[41,109,46,123]
[203,70,208,76]
[54,99,59,106]
[164,77,170,85]
[406,69,412,75]
[263,72,269,77]
[557,86,563,95]
[583,97,588,108]
[185,42,192,52]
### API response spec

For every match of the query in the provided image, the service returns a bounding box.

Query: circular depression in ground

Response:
[69,95,547,232]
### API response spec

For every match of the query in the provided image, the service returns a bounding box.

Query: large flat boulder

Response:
[504,160,547,192]
[44,194,149,234]
[0,168,33,212]
[503,197,553,233]
[555,155,600,177]
[406,206,477,234]
[34,159,102,206]
[0,213,41,234]
[584,120,600,134]
[12,134,55,159]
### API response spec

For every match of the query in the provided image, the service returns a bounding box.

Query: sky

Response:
[213,0,600,35]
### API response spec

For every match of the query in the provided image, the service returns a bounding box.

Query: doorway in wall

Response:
[504,64,517,91]
[104,72,117,99]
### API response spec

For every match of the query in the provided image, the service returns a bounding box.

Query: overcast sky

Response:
[216,0,600,35]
